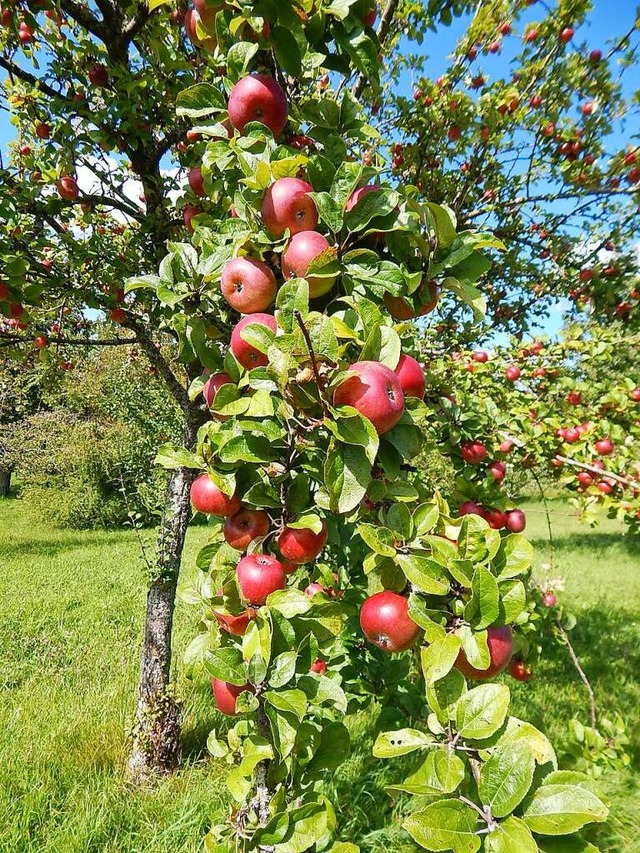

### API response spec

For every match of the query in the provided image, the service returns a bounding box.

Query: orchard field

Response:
[1,494,639,853]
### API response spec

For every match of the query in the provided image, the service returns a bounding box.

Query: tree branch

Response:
[0,331,140,347]
[352,0,401,99]
[556,620,598,729]
[123,317,189,411]
[0,56,71,102]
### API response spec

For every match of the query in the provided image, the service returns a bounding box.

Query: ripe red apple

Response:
[332,361,405,435]
[221,257,277,314]
[393,353,425,399]
[488,460,507,483]
[461,441,487,464]
[509,659,532,682]
[56,176,78,201]
[456,625,513,680]
[559,26,574,44]
[505,364,521,382]
[499,438,514,454]
[261,178,318,238]
[310,658,328,675]
[190,473,241,516]
[363,6,377,27]
[211,678,254,716]
[228,74,288,136]
[598,480,613,495]
[577,471,593,487]
[282,231,336,298]
[542,591,557,607]
[594,437,614,456]
[563,427,581,444]
[88,63,108,87]
[360,591,420,653]
[35,121,51,139]
[184,205,202,233]
[230,312,277,369]
[184,6,217,51]
[278,521,328,564]
[188,166,206,197]
[34,335,48,349]
[485,508,508,530]
[203,371,232,409]
[236,554,287,604]
[472,350,489,363]
[224,508,270,551]
[566,391,582,405]
[459,500,484,517]
[505,508,526,533]
[213,607,252,636]
[383,293,415,320]
[345,184,381,213]
[630,388,640,402]
[305,582,328,597]
[110,307,126,324]
[589,49,602,63]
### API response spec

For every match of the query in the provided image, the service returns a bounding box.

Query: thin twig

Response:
[555,455,640,491]
[556,620,598,729]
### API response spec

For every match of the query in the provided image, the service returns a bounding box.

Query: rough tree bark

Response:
[0,468,12,497]
[127,413,201,783]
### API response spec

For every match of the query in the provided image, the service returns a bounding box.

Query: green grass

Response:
[0,496,638,852]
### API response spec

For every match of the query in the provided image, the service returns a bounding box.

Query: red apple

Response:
[282,231,336,298]
[559,26,574,43]
[393,353,425,399]
[211,678,254,716]
[383,293,415,320]
[563,427,581,444]
[505,364,521,382]
[509,659,532,682]
[88,63,108,87]
[459,500,484,517]
[485,508,508,530]
[505,508,526,533]
[188,166,206,197]
[261,177,318,238]
[488,460,507,483]
[577,471,593,487]
[360,591,420,652]
[594,438,614,456]
[630,388,640,402]
[110,307,126,324]
[221,256,277,314]
[213,607,252,636]
[332,361,405,435]
[230,313,277,369]
[472,350,489,363]
[184,205,202,233]
[500,438,514,454]
[278,521,328,564]
[418,280,439,315]
[34,335,48,349]
[566,391,582,405]
[310,658,328,675]
[542,591,557,607]
[236,554,287,604]
[203,371,233,409]
[35,121,51,139]
[56,176,78,200]
[305,582,328,597]
[456,625,513,679]
[190,473,241,516]
[224,508,271,551]
[184,6,217,51]
[228,74,288,136]
[461,441,487,464]
[345,184,381,213]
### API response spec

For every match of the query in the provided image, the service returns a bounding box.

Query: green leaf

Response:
[421,634,461,685]
[270,25,302,77]
[226,42,259,82]
[466,566,499,630]
[442,276,486,321]
[455,684,510,740]
[325,408,379,464]
[387,749,465,796]
[425,202,457,248]
[373,728,434,758]
[397,553,450,595]
[360,324,401,368]
[203,647,247,687]
[478,739,536,818]
[414,503,440,537]
[324,442,372,514]
[218,434,278,464]
[357,523,396,557]
[306,721,350,774]
[387,503,414,541]
[176,83,225,117]
[403,800,481,853]
[485,817,537,853]
[253,802,328,853]
[537,839,600,853]
[269,652,297,689]
[522,783,608,835]
[498,581,527,624]
[155,445,204,470]
[264,689,307,722]
[495,535,534,579]
[456,625,490,672]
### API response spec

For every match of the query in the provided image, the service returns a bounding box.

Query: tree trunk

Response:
[127,417,199,784]
[0,468,12,498]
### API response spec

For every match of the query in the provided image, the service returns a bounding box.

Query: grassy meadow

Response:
[0,495,639,852]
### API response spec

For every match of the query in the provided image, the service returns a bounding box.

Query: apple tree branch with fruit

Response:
[127,2,612,850]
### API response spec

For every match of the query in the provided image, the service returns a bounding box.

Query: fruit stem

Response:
[294,310,331,416]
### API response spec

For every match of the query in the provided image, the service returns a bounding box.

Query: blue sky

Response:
[1,1,638,340]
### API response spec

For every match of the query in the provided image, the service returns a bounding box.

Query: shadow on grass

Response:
[529,530,640,557]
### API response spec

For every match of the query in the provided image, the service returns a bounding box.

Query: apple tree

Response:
[120,2,612,850]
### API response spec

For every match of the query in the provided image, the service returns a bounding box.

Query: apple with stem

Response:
[236,554,286,604]
[224,508,270,551]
